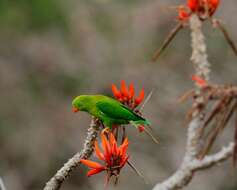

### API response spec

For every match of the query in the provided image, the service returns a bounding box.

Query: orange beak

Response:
[72,106,79,113]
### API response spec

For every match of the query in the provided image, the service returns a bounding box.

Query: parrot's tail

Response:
[130,120,159,144]
[132,118,151,126]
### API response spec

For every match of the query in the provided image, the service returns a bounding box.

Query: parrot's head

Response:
[72,95,92,113]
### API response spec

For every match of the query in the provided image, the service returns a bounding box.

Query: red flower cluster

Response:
[178,0,220,21]
[80,133,129,183]
[112,80,145,109]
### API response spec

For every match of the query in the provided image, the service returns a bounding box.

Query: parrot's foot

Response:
[101,127,111,134]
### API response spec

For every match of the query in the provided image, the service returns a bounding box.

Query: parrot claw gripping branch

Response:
[44,1,237,190]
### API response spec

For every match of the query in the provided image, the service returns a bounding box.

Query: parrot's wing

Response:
[96,100,144,121]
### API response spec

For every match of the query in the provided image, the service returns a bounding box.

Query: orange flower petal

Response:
[135,88,145,105]
[121,80,129,98]
[191,75,207,87]
[94,141,105,161]
[119,138,129,157]
[178,6,190,21]
[121,137,129,147]
[120,155,129,168]
[112,84,122,98]
[87,168,105,177]
[80,159,104,169]
[209,0,219,7]
[208,0,219,16]
[129,83,135,99]
[120,144,129,157]
[187,0,199,12]
[109,133,118,155]
[109,133,116,145]
[101,133,111,159]
[112,142,119,156]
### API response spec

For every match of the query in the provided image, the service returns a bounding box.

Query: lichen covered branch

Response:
[190,15,210,82]
[43,118,100,190]
[193,142,234,170]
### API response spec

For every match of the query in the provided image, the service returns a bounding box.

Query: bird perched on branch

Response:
[72,95,158,143]
[72,95,150,128]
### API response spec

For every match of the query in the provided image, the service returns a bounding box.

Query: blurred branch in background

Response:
[0,177,6,190]
[152,14,234,190]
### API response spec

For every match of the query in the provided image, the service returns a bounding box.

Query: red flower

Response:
[207,0,220,16]
[129,83,135,99]
[135,88,145,106]
[80,133,129,183]
[178,6,191,21]
[191,75,208,88]
[178,0,220,21]
[80,160,105,177]
[111,81,145,109]
[138,125,145,133]
[111,84,122,99]
[121,80,129,99]
[187,0,199,12]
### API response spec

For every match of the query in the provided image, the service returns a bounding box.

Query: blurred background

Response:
[0,0,237,189]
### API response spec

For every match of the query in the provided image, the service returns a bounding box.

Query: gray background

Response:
[0,0,237,189]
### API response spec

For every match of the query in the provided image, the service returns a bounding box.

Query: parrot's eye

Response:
[72,106,79,113]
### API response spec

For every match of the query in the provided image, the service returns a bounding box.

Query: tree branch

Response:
[43,118,100,190]
[152,142,234,190]
[152,15,234,190]
[193,142,234,170]
[190,15,210,82]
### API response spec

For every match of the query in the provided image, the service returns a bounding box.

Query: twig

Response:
[140,89,154,112]
[212,19,237,56]
[43,118,100,190]
[152,23,183,62]
[127,160,148,184]
[198,98,234,159]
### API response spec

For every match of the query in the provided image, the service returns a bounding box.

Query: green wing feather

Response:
[96,99,145,122]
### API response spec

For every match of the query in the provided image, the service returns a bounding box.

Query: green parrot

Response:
[72,95,158,143]
[72,95,150,128]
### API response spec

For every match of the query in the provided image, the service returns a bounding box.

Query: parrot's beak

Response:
[72,106,79,113]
